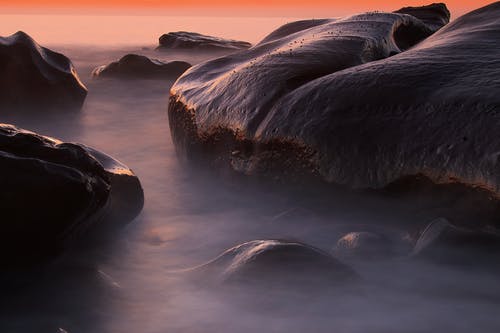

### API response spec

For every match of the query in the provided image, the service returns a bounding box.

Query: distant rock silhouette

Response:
[92,54,191,80]
[0,124,143,266]
[192,240,357,287]
[157,31,251,52]
[0,31,87,111]
[394,2,450,30]
[169,3,500,223]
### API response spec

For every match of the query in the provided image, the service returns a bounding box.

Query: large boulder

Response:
[191,240,357,288]
[0,124,144,266]
[0,31,87,111]
[169,3,500,223]
[92,54,191,80]
[157,31,252,52]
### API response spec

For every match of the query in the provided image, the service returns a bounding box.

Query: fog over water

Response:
[0,15,500,333]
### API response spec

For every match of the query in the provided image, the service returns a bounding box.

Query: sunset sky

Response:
[0,0,492,16]
[0,0,492,45]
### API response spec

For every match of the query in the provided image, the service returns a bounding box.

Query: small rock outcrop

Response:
[334,232,395,260]
[412,218,500,266]
[192,240,357,288]
[0,31,87,111]
[92,54,191,80]
[0,124,144,266]
[394,2,451,30]
[157,31,252,52]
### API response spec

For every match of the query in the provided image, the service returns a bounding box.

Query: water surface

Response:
[0,22,499,333]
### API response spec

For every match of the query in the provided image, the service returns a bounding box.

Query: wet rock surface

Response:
[192,240,358,288]
[0,124,144,266]
[157,31,252,52]
[412,218,500,266]
[168,3,500,224]
[92,54,191,80]
[0,31,87,111]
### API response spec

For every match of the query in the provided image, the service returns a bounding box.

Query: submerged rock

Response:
[169,3,500,223]
[157,31,252,52]
[92,54,191,80]
[0,124,144,266]
[334,232,395,260]
[192,240,357,288]
[412,218,500,266]
[0,31,87,111]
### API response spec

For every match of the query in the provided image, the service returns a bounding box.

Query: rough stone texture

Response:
[92,54,191,80]
[168,3,500,224]
[0,124,144,266]
[0,31,87,111]
[158,31,252,52]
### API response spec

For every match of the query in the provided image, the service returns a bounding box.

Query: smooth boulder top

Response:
[92,54,192,80]
[412,218,500,266]
[169,3,500,203]
[192,240,358,287]
[0,31,87,111]
[0,123,144,266]
[158,31,252,51]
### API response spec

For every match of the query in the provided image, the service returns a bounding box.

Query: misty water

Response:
[1,18,500,333]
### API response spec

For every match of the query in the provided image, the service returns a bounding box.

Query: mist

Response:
[1,15,500,333]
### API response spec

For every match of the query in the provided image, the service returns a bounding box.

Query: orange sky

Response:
[0,0,488,5]
[0,0,493,17]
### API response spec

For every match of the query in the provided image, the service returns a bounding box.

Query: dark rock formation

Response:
[394,3,450,30]
[192,240,357,288]
[0,31,87,111]
[157,31,252,52]
[0,124,143,266]
[412,218,500,266]
[334,232,395,260]
[92,54,191,80]
[168,3,500,223]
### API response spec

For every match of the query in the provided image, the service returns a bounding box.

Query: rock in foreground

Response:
[412,218,500,266]
[92,54,191,80]
[0,31,87,111]
[158,31,251,52]
[0,124,144,266]
[192,240,357,288]
[169,3,500,223]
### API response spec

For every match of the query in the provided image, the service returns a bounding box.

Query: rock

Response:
[334,232,394,260]
[193,240,358,288]
[0,124,144,266]
[259,19,331,44]
[412,218,500,266]
[394,3,450,31]
[0,31,87,111]
[92,54,191,80]
[168,3,500,223]
[157,31,252,52]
